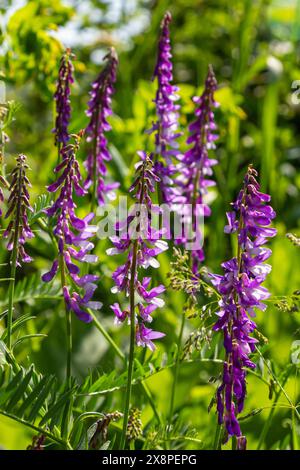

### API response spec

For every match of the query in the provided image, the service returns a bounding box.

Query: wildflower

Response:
[3,154,34,264]
[211,165,276,448]
[147,11,182,204]
[107,151,167,349]
[53,49,74,147]
[42,133,101,322]
[84,47,119,205]
[176,65,218,273]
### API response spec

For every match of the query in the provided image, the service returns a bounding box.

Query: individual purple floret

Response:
[53,48,74,148]
[107,151,167,350]
[3,154,34,264]
[147,11,182,204]
[176,65,218,273]
[210,165,277,449]
[42,132,101,322]
[84,47,119,205]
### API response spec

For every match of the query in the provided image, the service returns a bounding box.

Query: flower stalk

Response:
[108,152,167,447]
[53,48,75,163]
[4,155,34,349]
[42,132,101,379]
[148,11,182,205]
[120,239,138,450]
[84,47,119,209]
[211,165,277,449]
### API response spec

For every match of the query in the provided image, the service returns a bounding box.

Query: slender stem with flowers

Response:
[4,155,34,349]
[42,132,101,380]
[53,49,74,164]
[210,165,277,449]
[108,152,167,448]
[169,66,219,423]
[148,11,182,205]
[84,47,119,211]
[120,239,138,450]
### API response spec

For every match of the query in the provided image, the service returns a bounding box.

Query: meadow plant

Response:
[53,49,74,151]
[42,132,100,378]
[3,154,34,349]
[107,151,167,448]
[0,7,292,454]
[211,165,276,449]
[84,47,119,207]
[148,11,182,205]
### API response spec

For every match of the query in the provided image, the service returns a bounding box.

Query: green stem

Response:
[120,240,138,450]
[6,166,23,350]
[60,254,72,384]
[89,308,162,425]
[169,311,185,421]
[88,309,125,361]
[213,421,222,450]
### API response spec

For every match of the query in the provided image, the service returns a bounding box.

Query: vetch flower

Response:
[176,65,218,273]
[84,47,119,205]
[42,132,101,323]
[107,151,166,350]
[147,11,182,204]
[3,154,34,264]
[211,165,276,449]
[53,48,74,148]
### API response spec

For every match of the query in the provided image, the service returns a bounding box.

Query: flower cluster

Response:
[53,49,74,147]
[42,133,101,323]
[176,65,218,273]
[147,11,182,204]
[210,166,276,449]
[107,152,167,350]
[84,47,119,205]
[3,154,34,264]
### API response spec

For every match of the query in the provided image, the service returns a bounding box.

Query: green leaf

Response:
[6,366,34,413]
[0,274,61,308]
[26,375,56,422]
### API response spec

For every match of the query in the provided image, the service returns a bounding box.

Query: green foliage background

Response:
[0,0,300,450]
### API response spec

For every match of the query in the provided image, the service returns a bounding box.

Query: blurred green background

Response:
[0,0,300,450]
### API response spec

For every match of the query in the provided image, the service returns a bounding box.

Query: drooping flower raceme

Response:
[147,11,182,204]
[176,65,218,273]
[84,47,119,205]
[3,154,34,264]
[42,133,101,323]
[53,49,74,148]
[107,152,167,350]
[210,166,276,449]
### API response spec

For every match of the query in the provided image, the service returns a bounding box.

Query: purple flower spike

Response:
[107,152,166,349]
[84,47,119,205]
[53,48,74,147]
[42,133,100,323]
[3,154,34,264]
[176,65,219,273]
[211,166,277,449]
[148,11,182,204]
